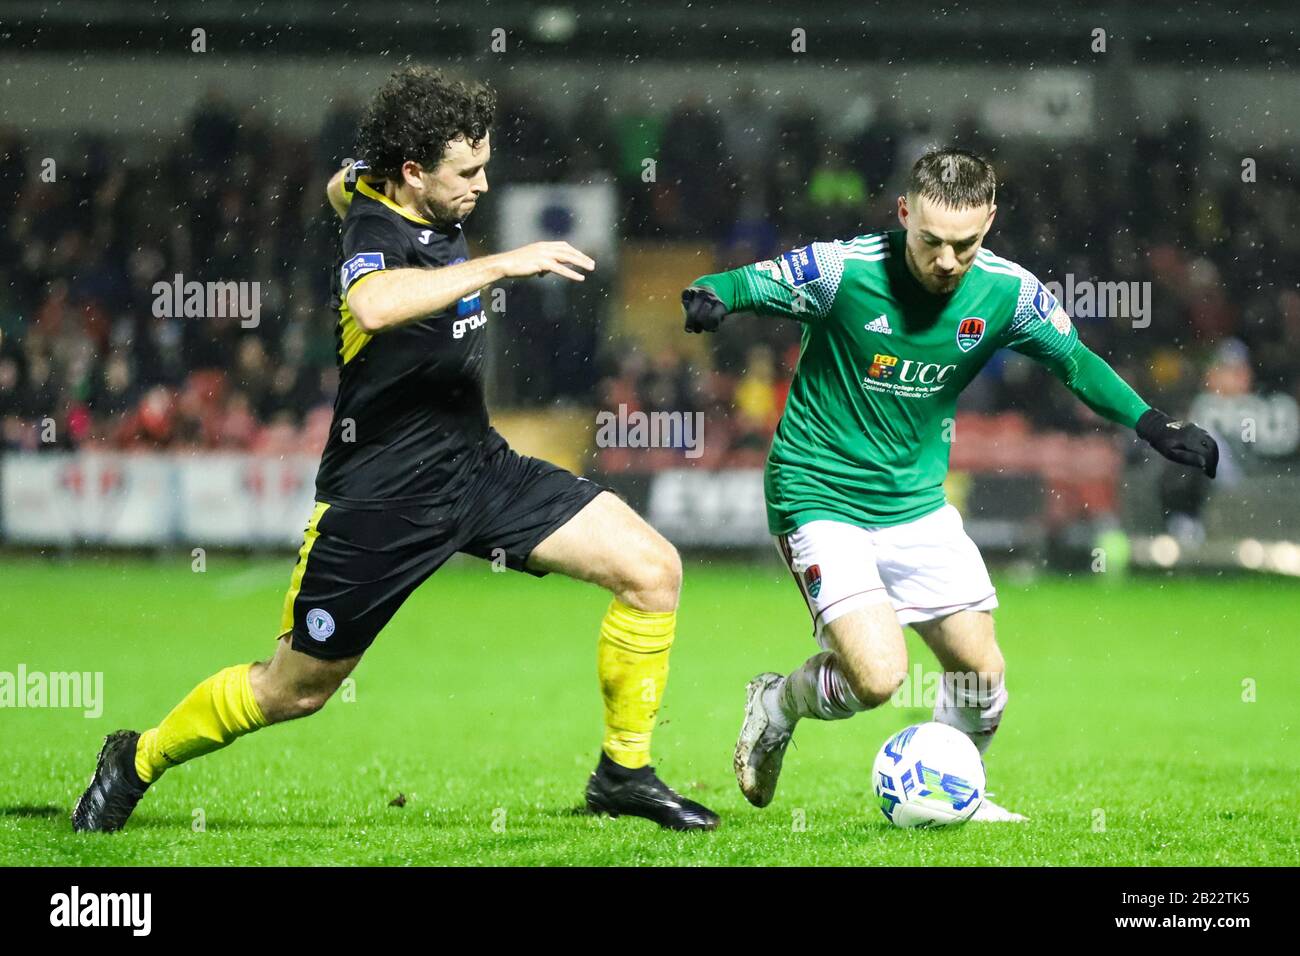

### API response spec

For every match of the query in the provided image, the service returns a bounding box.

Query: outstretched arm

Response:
[346,241,594,333]
[1024,338,1149,428]
[1006,291,1219,477]
[682,242,848,331]
[332,161,594,333]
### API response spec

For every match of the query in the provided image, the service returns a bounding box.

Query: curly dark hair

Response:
[356,66,497,181]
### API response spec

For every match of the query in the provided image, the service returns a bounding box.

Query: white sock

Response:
[933,672,1007,755]
[768,651,865,727]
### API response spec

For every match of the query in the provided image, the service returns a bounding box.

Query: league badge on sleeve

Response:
[341,252,385,291]
[956,317,986,352]
[1031,281,1058,321]
[779,246,822,287]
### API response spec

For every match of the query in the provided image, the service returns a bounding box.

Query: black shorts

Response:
[278,442,607,660]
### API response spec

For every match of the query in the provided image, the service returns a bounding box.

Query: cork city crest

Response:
[803,564,823,598]
[956,317,986,352]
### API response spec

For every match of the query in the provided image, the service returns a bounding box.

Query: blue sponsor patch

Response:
[445,258,481,316]
[457,292,481,317]
[780,246,821,287]
[341,252,385,291]
[1031,281,1058,320]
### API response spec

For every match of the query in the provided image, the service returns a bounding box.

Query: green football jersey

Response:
[692,229,1149,533]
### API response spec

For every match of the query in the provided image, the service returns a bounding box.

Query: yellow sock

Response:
[135,663,268,784]
[597,598,675,770]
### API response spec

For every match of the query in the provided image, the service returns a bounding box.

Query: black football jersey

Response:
[313,172,499,505]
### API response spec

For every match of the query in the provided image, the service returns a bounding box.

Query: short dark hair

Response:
[908,148,997,210]
[356,66,497,181]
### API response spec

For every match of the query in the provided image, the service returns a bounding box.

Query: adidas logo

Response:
[865,314,892,334]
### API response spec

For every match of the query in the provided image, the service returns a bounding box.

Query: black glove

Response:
[682,286,728,333]
[1136,408,1219,479]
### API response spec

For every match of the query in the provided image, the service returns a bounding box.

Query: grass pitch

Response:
[1,555,1296,866]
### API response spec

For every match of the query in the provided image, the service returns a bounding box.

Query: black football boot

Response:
[584,752,720,831]
[71,730,150,833]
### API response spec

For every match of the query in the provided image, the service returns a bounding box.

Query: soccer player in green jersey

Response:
[682,148,1219,821]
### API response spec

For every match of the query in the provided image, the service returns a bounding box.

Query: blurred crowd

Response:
[2,83,1299,465]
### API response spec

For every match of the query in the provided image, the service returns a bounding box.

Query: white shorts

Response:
[773,504,998,647]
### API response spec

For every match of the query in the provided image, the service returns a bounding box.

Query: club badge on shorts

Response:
[803,564,823,598]
[306,608,336,642]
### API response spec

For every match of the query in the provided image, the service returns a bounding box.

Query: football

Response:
[872,722,985,828]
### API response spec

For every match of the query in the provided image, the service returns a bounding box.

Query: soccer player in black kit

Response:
[73,67,719,833]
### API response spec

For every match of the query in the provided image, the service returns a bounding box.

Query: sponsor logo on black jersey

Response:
[449,256,487,339]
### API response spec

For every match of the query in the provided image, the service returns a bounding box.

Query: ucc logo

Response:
[898,360,957,385]
[870,353,957,385]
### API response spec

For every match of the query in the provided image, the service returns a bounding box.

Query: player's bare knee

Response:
[967,643,1004,685]
[616,534,681,611]
[847,661,907,709]
[654,540,683,599]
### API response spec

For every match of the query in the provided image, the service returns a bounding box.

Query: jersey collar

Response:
[355,178,435,227]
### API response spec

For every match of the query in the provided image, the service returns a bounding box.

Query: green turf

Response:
[1,554,1296,865]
